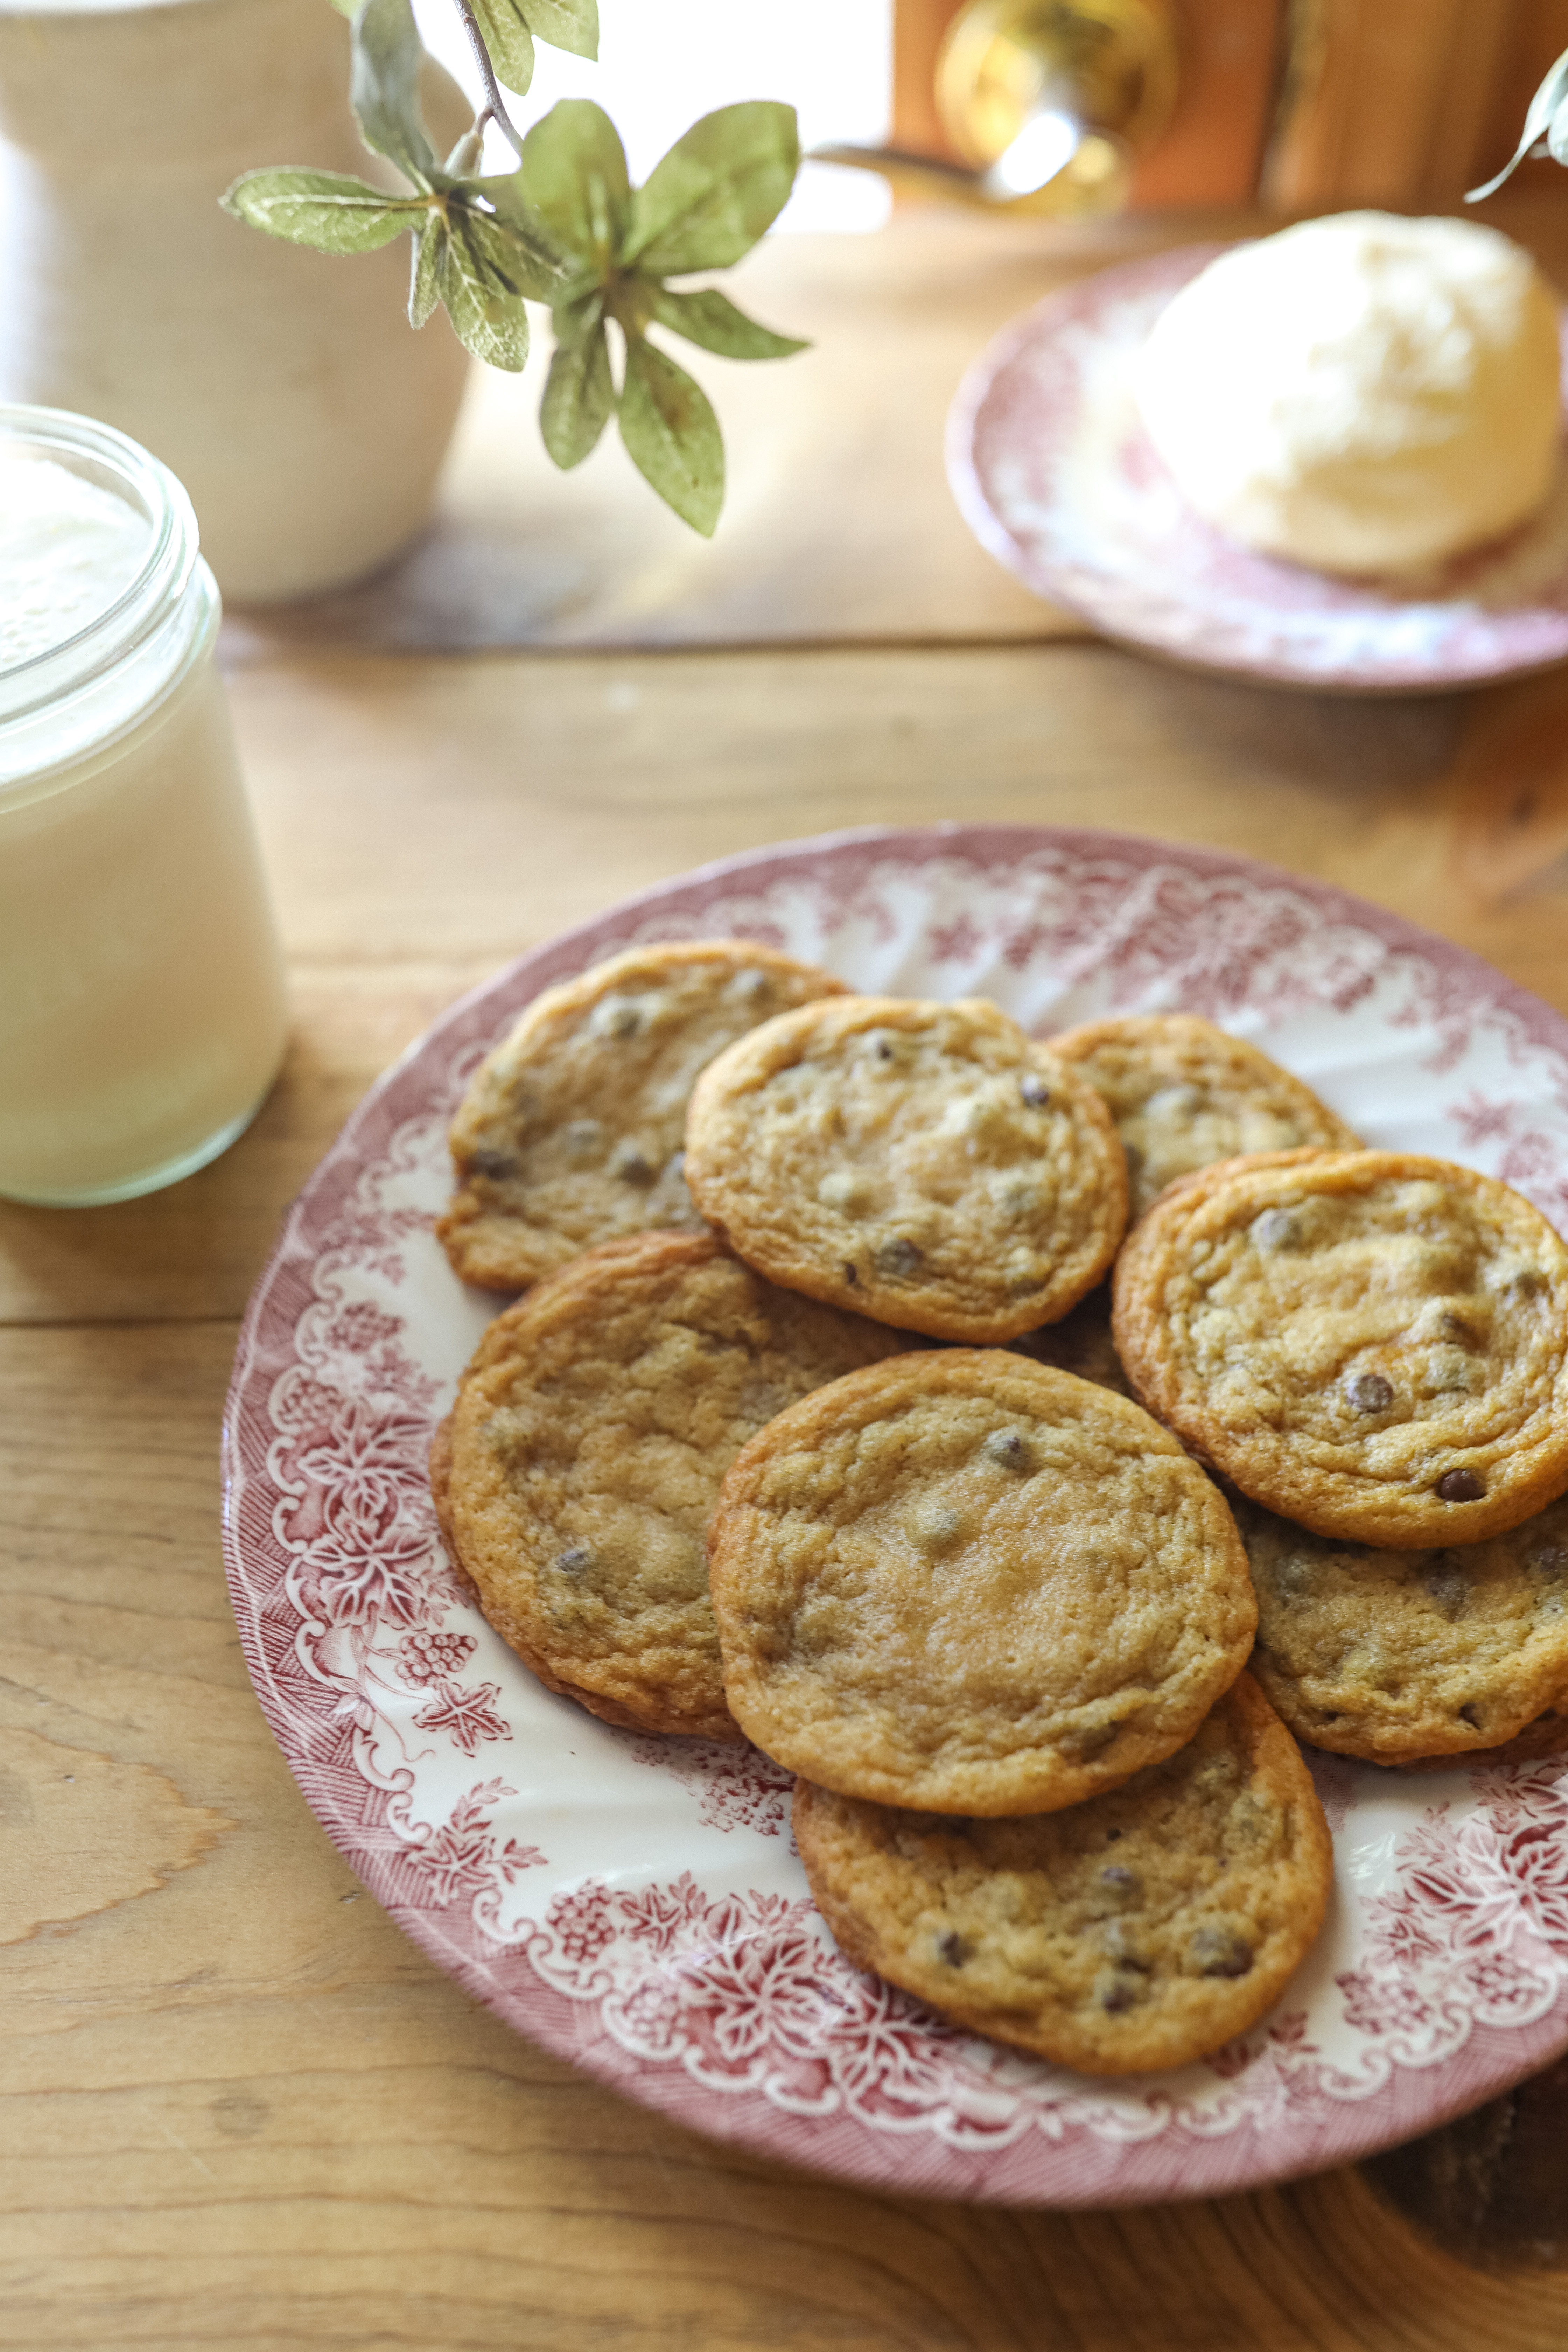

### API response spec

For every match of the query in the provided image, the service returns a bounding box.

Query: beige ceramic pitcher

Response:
[0,0,471,601]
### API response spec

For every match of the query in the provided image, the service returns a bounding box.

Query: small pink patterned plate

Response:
[223,823,1568,2206]
[947,244,1568,692]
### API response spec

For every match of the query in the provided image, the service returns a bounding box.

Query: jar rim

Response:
[0,403,200,724]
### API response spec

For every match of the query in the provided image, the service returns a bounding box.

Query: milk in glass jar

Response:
[0,406,287,1203]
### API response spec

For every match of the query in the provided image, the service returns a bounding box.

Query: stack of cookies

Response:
[430,939,1568,2077]
[1111,1146,1568,1771]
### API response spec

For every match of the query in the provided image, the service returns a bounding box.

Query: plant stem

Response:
[449,0,526,162]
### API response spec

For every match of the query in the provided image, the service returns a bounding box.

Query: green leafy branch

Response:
[222,0,806,533]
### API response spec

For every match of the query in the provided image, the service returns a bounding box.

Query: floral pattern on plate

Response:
[947,245,1568,692]
[223,823,1568,2204]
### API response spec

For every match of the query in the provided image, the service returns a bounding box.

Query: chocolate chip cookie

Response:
[793,1673,1332,2077]
[1049,1013,1359,1220]
[709,1350,1257,1813]
[439,941,845,1292]
[684,996,1128,1342]
[1238,1489,1568,1763]
[438,1231,903,1738]
[1113,1150,1568,1548]
[1403,1706,1568,1772]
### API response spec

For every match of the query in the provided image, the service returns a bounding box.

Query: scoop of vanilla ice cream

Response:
[1133,212,1562,574]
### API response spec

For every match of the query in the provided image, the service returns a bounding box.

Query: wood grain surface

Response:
[9,636,1568,2345]
[224,192,1568,658]
[225,213,1099,655]
[9,211,1568,2348]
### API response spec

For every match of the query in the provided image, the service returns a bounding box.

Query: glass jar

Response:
[0,405,287,1205]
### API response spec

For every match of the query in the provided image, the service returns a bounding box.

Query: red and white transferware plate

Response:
[224,824,1568,2206]
[947,244,1568,693]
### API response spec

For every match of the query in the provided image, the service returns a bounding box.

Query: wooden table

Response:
[9,203,1568,2348]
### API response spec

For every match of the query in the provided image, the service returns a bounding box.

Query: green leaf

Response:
[453,192,558,300]
[454,180,564,299]
[222,168,421,253]
[622,102,798,276]
[541,309,614,467]
[445,126,486,176]
[618,335,722,535]
[350,0,436,187]
[326,0,356,15]
[469,165,534,237]
[1468,42,1568,198]
[439,205,533,368]
[523,0,597,61]
[519,100,629,266]
[469,0,534,95]
[408,218,443,327]
[651,286,807,360]
[551,272,605,337]
[470,168,549,235]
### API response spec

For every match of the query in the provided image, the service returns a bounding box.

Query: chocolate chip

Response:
[1508,1269,1548,1300]
[1190,1925,1253,1979]
[1251,1208,1297,1251]
[598,1000,642,1039]
[1099,1864,1141,1902]
[937,1930,969,1967]
[611,1144,655,1186]
[1347,1372,1393,1414]
[842,1261,859,1286]
[1095,1972,1139,2014]
[1019,1073,1051,1108]
[1105,1827,1122,1842]
[1440,1312,1476,1344]
[1437,1469,1484,1503]
[982,1429,1033,1472]
[876,1237,924,1278]
[1459,1703,1483,1730]
[469,1147,519,1181]
[873,1034,897,1062]
[1100,1920,1152,1970]
[555,1546,592,1575]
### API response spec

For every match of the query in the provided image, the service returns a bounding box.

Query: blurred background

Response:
[414,0,1568,230]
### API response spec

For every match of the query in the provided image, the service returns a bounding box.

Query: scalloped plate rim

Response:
[220,820,1568,2206]
[946,244,1568,696]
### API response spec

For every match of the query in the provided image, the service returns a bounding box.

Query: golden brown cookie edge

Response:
[1111,1149,1568,1548]
[792,1673,1333,2077]
[440,940,848,1294]
[447,1230,767,1743]
[685,996,1129,1342]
